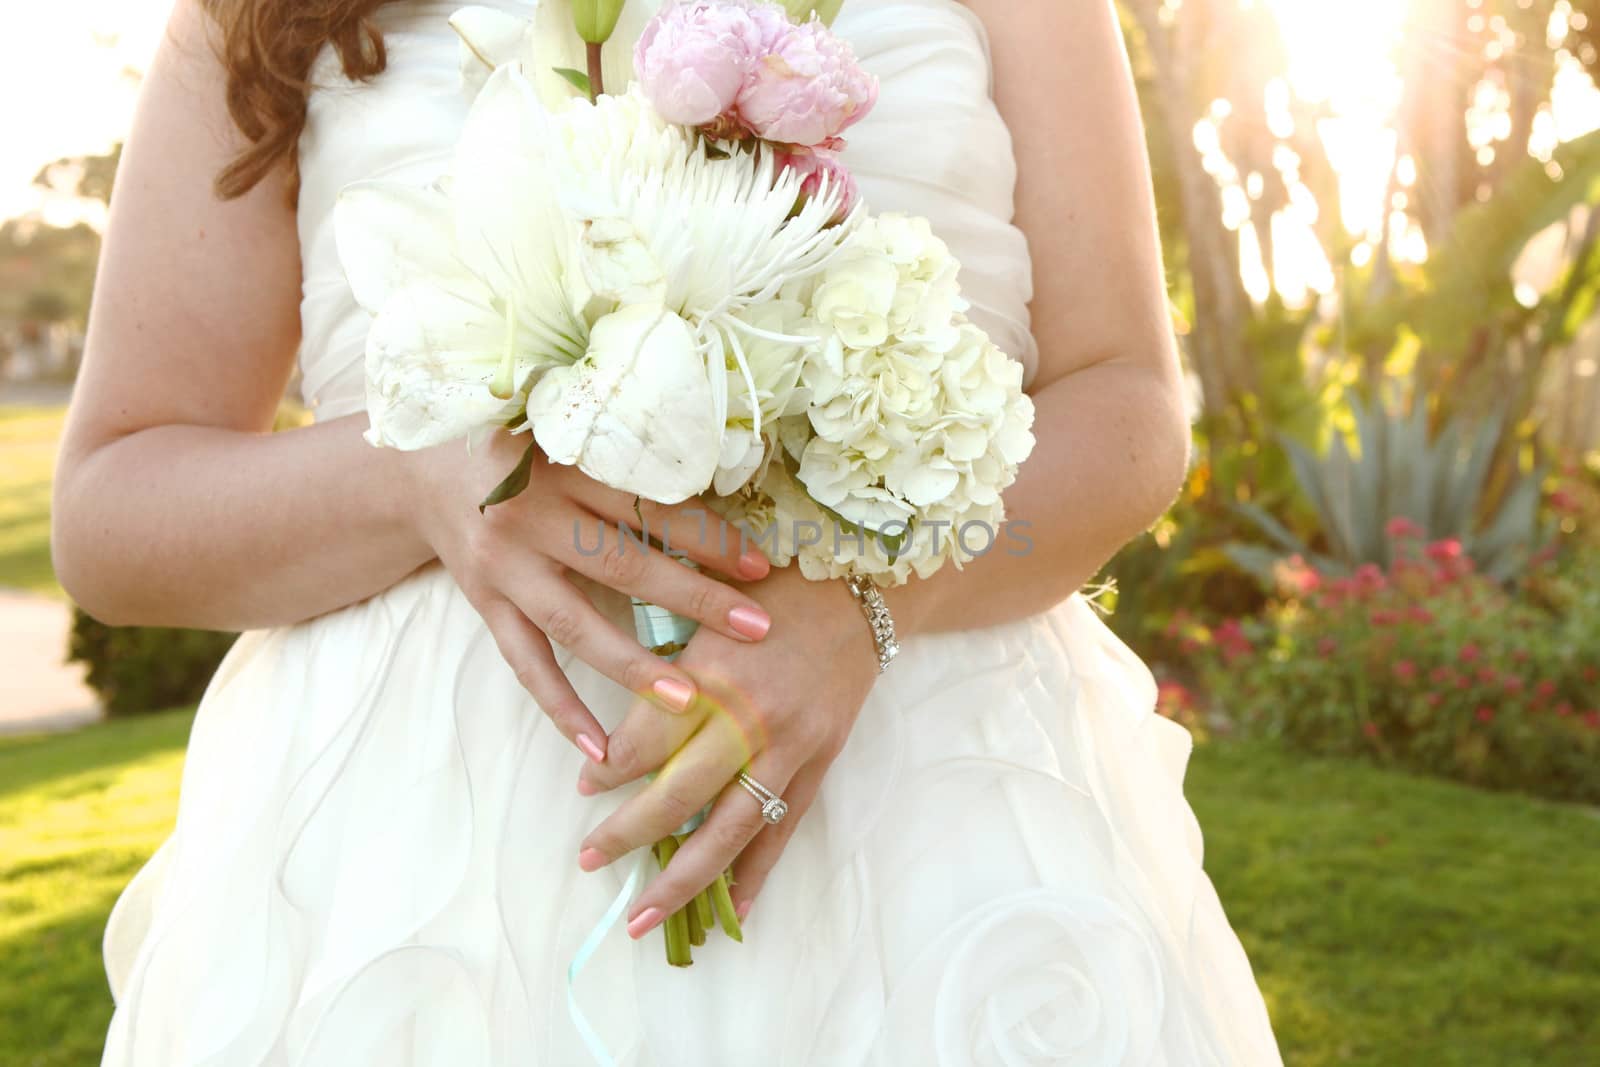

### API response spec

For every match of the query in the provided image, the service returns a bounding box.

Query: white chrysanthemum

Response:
[710,299,817,496]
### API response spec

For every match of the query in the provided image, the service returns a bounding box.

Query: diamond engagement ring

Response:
[736,771,788,825]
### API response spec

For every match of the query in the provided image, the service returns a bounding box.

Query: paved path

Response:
[0,589,102,736]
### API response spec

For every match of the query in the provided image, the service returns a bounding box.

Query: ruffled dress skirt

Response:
[100,564,1283,1065]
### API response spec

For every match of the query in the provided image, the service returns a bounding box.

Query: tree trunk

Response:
[1125,0,1256,436]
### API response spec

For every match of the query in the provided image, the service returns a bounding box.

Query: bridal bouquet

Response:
[337,0,1035,968]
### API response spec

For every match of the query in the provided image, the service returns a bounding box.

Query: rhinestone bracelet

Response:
[845,574,900,673]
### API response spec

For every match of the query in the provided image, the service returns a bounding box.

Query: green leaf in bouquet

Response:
[553,67,592,96]
[478,440,538,513]
[817,502,910,561]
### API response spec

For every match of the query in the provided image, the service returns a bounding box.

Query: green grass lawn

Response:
[0,405,67,596]
[1188,743,1600,1066]
[0,710,191,1067]
[2,716,1596,1066]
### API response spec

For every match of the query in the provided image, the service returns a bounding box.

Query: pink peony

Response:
[736,18,877,147]
[778,147,858,222]
[634,1,784,127]
[1385,516,1424,541]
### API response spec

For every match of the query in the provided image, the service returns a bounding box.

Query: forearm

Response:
[890,359,1190,636]
[52,413,436,631]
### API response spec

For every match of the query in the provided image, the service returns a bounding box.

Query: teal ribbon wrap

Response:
[566,849,651,1066]
[566,585,704,1065]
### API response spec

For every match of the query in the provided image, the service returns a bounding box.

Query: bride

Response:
[57,0,1284,1063]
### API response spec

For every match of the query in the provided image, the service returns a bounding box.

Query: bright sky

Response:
[0,0,175,225]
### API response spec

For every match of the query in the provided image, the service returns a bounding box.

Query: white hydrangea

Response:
[719,213,1037,586]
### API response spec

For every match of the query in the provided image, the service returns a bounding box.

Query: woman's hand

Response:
[570,566,882,935]
[403,431,777,762]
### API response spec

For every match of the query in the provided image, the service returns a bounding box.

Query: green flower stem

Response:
[653,837,694,966]
[685,893,707,947]
[665,906,693,967]
[586,42,604,101]
[709,871,744,943]
[693,888,715,933]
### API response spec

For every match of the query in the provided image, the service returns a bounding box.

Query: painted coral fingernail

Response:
[729,605,771,640]
[736,899,752,921]
[737,550,770,580]
[627,907,664,939]
[577,734,606,763]
[653,677,694,711]
[578,848,608,872]
[577,777,597,797]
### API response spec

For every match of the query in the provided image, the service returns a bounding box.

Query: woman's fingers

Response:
[621,749,802,936]
[560,521,772,644]
[477,596,609,761]
[504,567,701,715]
[725,758,828,919]
[577,692,708,794]
[574,483,771,583]
[577,710,769,871]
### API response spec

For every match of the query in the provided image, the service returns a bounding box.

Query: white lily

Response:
[450,1,663,106]
[335,71,590,450]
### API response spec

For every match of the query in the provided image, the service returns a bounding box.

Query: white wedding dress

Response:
[100,2,1284,1064]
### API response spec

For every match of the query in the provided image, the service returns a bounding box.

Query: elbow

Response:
[1149,382,1193,522]
[51,455,136,628]
[1123,363,1192,537]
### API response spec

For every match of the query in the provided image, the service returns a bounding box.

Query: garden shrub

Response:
[1183,522,1600,803]
[68,609,236,718]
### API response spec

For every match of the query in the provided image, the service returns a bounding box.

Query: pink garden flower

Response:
[1476,707,1495,724]
[1385,516,1424,541]
[1214,619,1253,662]
[1393,660,1417,683]
[1426,538,1464,563]
[1354,563,1387,594]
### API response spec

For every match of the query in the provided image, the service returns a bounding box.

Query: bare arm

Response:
[890,0,1191,635]
[51,0,430,631]
[51,0,780,760]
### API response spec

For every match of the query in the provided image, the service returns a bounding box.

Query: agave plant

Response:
[1229,399,1553,583]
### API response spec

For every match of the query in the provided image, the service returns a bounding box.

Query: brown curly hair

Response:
[203,0,401,199]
